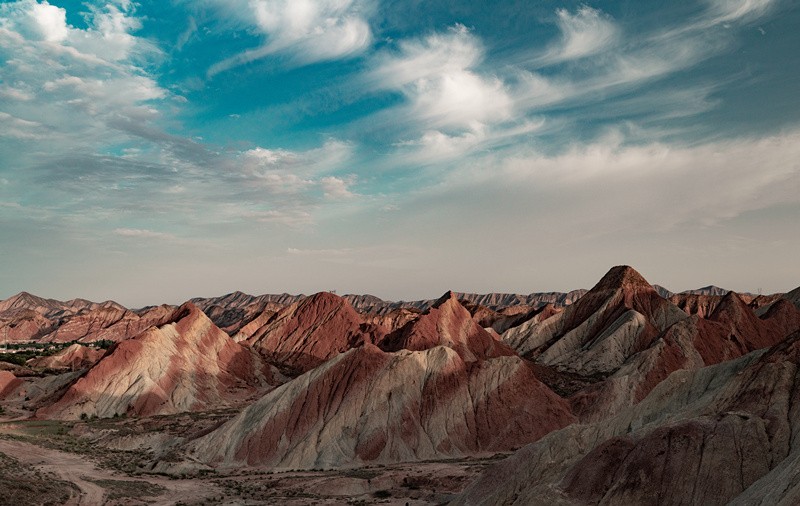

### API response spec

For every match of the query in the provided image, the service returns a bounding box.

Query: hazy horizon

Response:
[2,0,799,307]
[1,263,794,309]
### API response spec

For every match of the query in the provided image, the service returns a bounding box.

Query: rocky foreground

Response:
[1,266,799,505]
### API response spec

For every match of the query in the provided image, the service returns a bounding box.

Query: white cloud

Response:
[321,176,355,199]
[504,2,772,125]
[114,228,175,240]
[432,128,800,233]
[706,0,775,24]
[539,6,618,64]
[27,0,68,41]
[242,147,297,167]
[238,209,314,226]
[368,25,527,163]
[372,24,511,131]
[396,129,486,164]
[0,0,166,151]
[0,85,34,101]
[233,143,361,207]
[0,111,45,139]
[287,247,353,256]
[203,0,373,76]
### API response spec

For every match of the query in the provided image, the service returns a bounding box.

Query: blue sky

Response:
[1,0,799,306]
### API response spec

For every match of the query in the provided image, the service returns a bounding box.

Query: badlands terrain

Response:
[1,266,799,505]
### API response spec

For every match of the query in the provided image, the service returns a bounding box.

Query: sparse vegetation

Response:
[90,339,115,350]
[85,478,166,500]
[0,450,79,505]
[0,341,82,366]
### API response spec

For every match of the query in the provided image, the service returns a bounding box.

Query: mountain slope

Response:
[187,344,575,469]
[242,292,381,374]
[37,303,278,420]
[503,266,688,375]
[378,292,516,361]
[454,330,800,506]
[28,344,106,371]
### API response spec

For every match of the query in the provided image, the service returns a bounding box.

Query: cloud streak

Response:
[202,0,374,76]
[538,6,618,64]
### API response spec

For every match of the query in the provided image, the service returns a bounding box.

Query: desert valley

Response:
[1,265,799,505]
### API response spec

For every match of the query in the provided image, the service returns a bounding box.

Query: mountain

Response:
[241,292,382,375]
[0,292,124,318]
[681,284,730,296]
[191,291,301,335]
[653,284,674,298]
[186,343,575,469]
[37,305,129,343]
[378,291,516,362]
[754,285,800,316]
[669,293,723,318]
[37,303,278,420]
[27,344,106,371]
[570,289,800,422]
[0,309,56,342]
[453,330,800,506]
[502,266,688,373]
[345,289,587,315]
[0,292,164,344]
[0,292,69,316]
[498,266,800,423]
[76,304,176,343]
[467,302,561,335]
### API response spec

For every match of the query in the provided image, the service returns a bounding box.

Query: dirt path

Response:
[0,438,219,505]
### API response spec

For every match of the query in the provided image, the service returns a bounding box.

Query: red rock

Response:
[27,344,106,371]
[39,306,129,343]
[188,344,575,469]
[378,292,517,361]
[0,370,22,399]
[670,293,723,318]
[243,292,383,374]
[37,303,278,420]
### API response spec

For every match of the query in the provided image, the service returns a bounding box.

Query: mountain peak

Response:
[307,291,345,303]
[708,291,752,324]
[431,290,458,309]
[591,265,652,292]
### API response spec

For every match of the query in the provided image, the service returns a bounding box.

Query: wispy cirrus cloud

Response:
[200,0,374,76]
[705,0,776,25]
[537,6,619,65]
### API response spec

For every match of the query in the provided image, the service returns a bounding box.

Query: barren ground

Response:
[0,416,498,505]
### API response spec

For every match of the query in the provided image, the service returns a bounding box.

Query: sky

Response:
[1,0,799,307]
